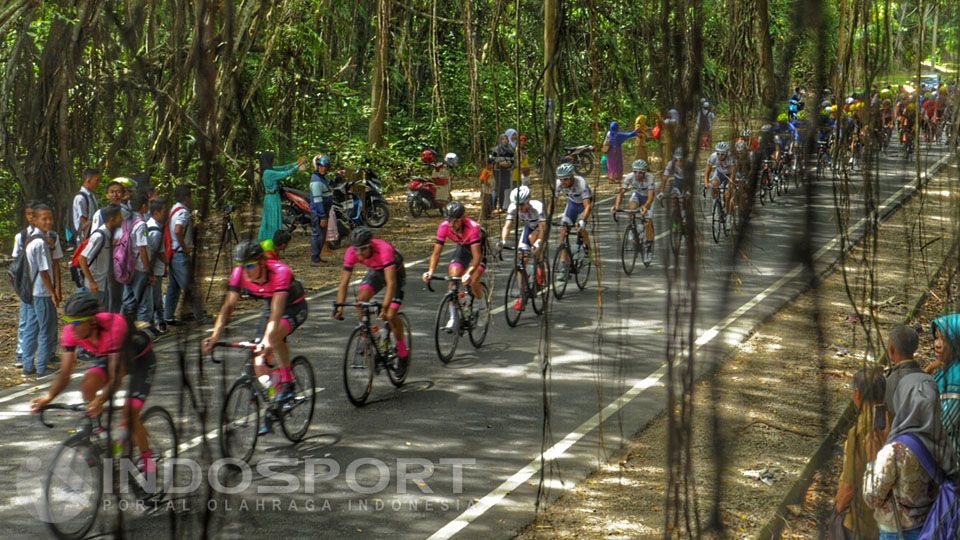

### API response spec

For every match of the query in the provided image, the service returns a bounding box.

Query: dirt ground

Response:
[0,173,621,389]
[516,162,958,539]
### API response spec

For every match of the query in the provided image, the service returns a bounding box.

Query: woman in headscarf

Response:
[490,130,515,212]
[258,151,306,242]
[603,120,638,183]
[633,114,650,162]
[929,314,960,458]
[863,372,958,540]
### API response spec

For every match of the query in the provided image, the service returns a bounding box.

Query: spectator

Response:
[633,114,650,162]
[834,365,884,539]
[90,180,126,230]
[20,205,60,376]
[12,201,38,369]
[479,159,494,219]
[262,229,291,261]
[697,101,716,150]
[602,120,638,184]
[144,199,167,331]
[885,324,924,417]
[490,131,515,212]
[163,184,208,325]
[258,151,307,242]
[513,134,531,186]
[929,315,960,458]
[72,168,100,246]
[308,154,335,264]
[79,205,122,309]
[660,109,680,168]
[864,371,958,540]
[121,193,151,321]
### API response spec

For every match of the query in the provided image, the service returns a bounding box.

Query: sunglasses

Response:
[237,261,259,269]
[62,315,92,326]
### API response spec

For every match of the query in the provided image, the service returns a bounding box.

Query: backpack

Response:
[70,229,106,288]
[113,217,142,284]
[7,230,44,303]
[164,206,188,262]
[66,190,96,247]
[146,224,163,267]
[893,434,960,540]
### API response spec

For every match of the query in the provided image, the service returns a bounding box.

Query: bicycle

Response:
[758,159,777,205]
[815,139,832,180]
[613,209,651,274]
[426,275,491,363]
[500,245,548,326]
[333,301,411,406]
[212,340,316,462]
[38,402,178,540]
[708,183,731,244]
[662,191,690,257]
[551,223,592,300]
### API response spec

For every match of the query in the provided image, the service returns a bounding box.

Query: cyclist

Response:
[612,159,656,265]
[552,162,593,282]
[203,241,308,433]
[658,147,690,235]
[31,292,159,472]
[422,201,487,331]
[773,113,799,164]
[333,227,409,361]
[500,185,546,257]
[703,141,738,215]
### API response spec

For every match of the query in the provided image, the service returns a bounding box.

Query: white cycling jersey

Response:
[506,200,545,226]
[555,175,593,203]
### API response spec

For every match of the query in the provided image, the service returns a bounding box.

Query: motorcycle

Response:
[352,167,390,228]
[407,155,456,217]
[279,181,313,234]
[535,144,595,175]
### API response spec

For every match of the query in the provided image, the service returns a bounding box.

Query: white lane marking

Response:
[427,153,953,538]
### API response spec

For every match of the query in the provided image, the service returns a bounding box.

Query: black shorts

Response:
[256,298,309,340]
[359,267,406,308]
[87,350,157,405]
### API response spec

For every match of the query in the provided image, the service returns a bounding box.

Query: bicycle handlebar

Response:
[38,402,88,428]
[332,301,383,319]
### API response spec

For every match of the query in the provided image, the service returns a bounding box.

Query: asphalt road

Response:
[0,137,953,539]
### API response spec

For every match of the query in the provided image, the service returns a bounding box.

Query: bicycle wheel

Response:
[434,294,460,364]
[504,267,524,327]
[758,172,768,205]
[220,379,260,462]
[468,283,491,348]
[387,313,411,387]
[774,171,783,197]
[621,226,639,275]
[551,245,569,300]
[792,159,802,189]
[670,218,682,257]
[140,406,178,498]
[530,259,547,315]
[280,356,316,442]
[816,153,826,180]
[711,198,723,244]
[343,327,375,406]
[45,440,103,540]
[576,152,594,175]
[574,241,592,290]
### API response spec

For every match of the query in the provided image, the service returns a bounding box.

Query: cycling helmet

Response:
[741,128,752,138]
[702,101,710,109]
[735,140,747,152]
[63,291,100,319]
[776,112,789,123]
[820,99,832,109]
[233,240,264,263]
[421,149,437,164]
[313,154,331,169]
[760,123,773,133]
[350,226,374,248]
[631,159,649,172]
[672,147,685,160]
[511,186,531,204]
[714,141,730,153]
[845,97,855,105]
[556,162,576,178]
[444,152,459,168]
[446,201,466,219]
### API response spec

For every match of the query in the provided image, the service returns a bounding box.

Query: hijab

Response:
[504,128,518,150]
[260,151,275,172]
[888,371,959,477]
[494,132,514,158]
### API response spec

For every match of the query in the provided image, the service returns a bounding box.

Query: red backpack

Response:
[164,206,189,261]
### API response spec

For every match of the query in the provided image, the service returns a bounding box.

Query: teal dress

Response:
[258,162,300,242]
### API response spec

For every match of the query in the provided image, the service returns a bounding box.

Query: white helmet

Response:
[631,159,649,172]
[741,128,752,138]
[735,140,747,152]
[672,147,685,160]
[556,162,576,178]
[714,141,730,153]
[511,186,531,204]
[444,152,459,168]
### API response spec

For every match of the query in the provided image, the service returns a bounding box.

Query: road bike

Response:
[708,183,731,244]
[38,402,178,540]
[758,159,777,205]
[334,301,411,406]
[551,223,591,300]
[212,340,316,462]
[426,275,491,363]
[612,209,651,274]
[815,139,832,180]
[500,245,548,327]
[663,191,691,257]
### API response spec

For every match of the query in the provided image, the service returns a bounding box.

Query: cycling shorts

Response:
[562,201,585,226]
[87,350,157,406]
[519,223,541,251]
[449,244,486,275]
[359,267,407,310]
[256,298,309,339]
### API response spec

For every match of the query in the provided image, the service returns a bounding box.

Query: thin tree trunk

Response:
[367,0,391,147]
[756,0,777,109]
[464,1,483,162]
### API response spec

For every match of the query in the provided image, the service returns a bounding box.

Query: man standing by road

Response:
[884,324,923,418]
[164,184,209,326]
[72,168,100,246]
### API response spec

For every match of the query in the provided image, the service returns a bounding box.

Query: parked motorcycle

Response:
[407,151,457,218]
[535,144,595,175]
[279,181,313,234]
[352,167,390,228]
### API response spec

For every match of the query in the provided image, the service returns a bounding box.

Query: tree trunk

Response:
[464,1,483,163]
[367,0,391,147]
[756,0,777,109]
[931,3,939,66]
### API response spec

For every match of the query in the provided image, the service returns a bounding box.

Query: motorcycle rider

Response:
[310,154,335,264]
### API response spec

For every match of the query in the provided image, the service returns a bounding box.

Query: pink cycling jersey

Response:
[435,218,481,246]
[343,238,400,271]
[228,259,304,303]
[61,313,128,356]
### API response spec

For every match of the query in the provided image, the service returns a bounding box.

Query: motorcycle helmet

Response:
[421,149,437,165]
[313,154,331,169]
[444,152,459,168]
